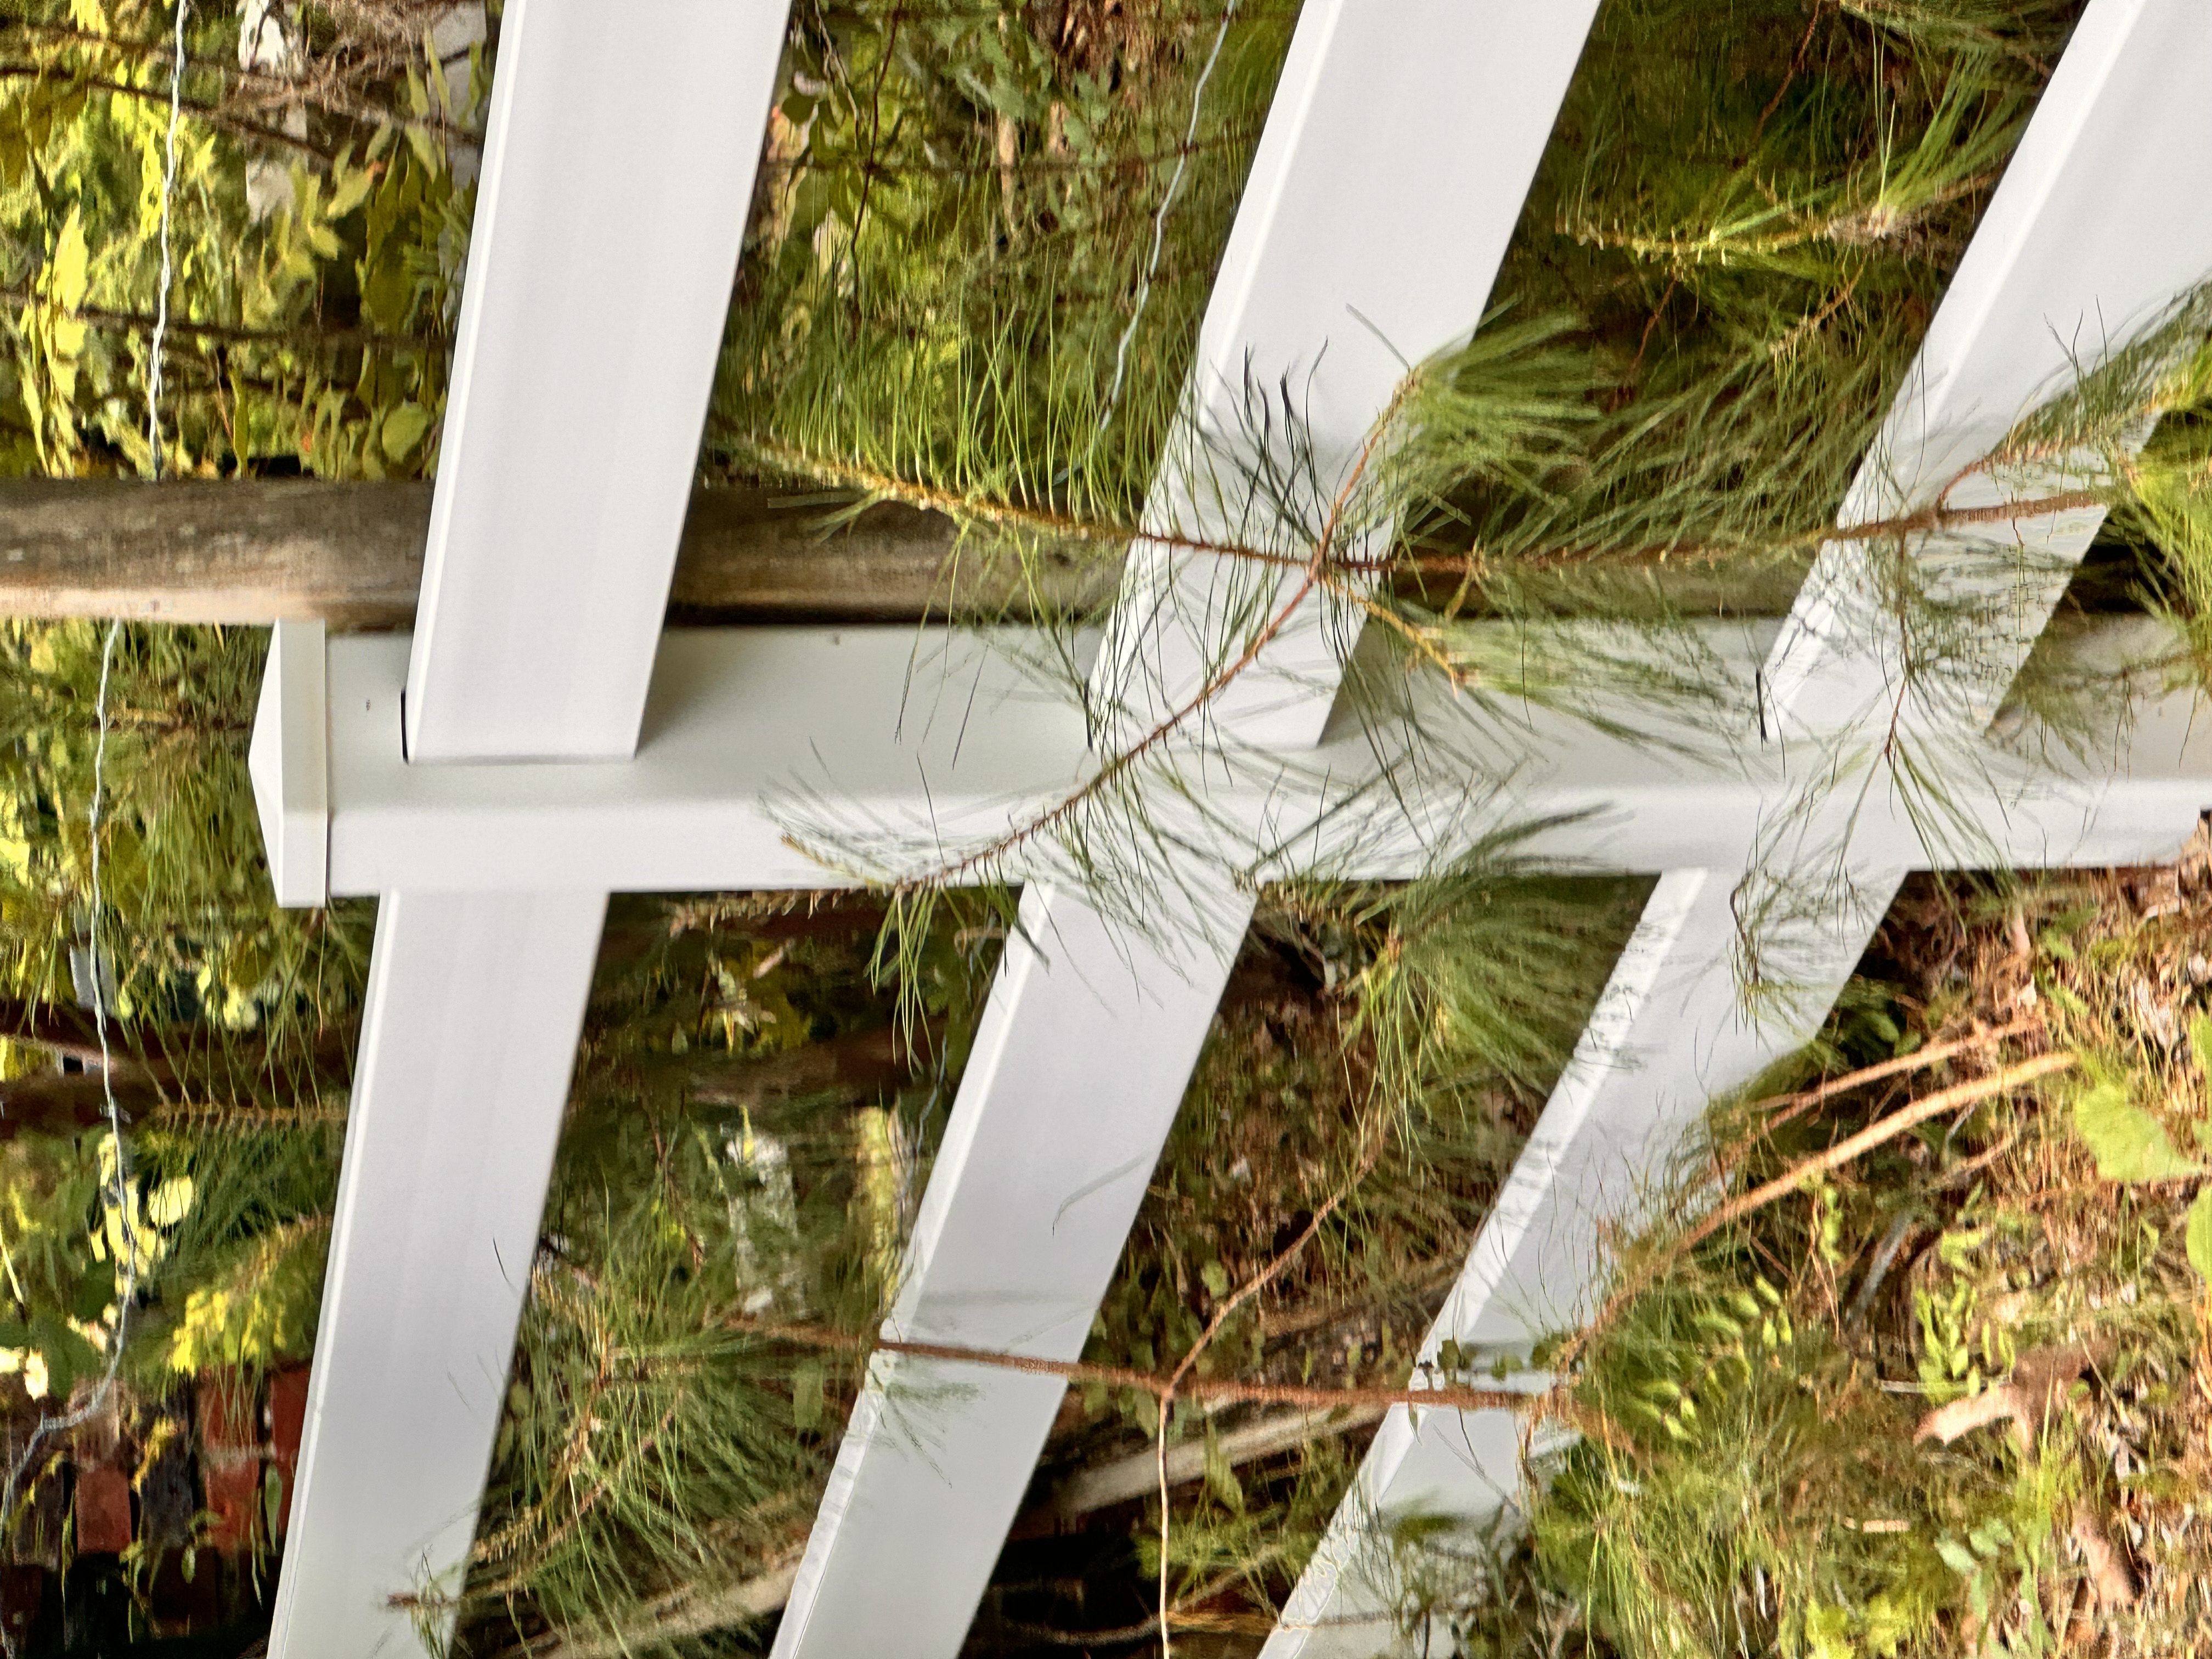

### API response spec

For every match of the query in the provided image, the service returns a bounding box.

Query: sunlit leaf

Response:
[2072,1079,2204,1182]
[382,402,433,460]
[2186,1187,2212,1283]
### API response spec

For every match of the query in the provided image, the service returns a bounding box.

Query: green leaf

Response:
[1803,1604,1856,1659]
[792,1358,824,1432]
[144,1176,194,1229]
[70,1262,115,1323]
[2186,1188,2212,1283]
[2072,1080,2204,1182]
[382,402,433,460]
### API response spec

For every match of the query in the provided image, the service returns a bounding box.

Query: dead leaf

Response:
[1914,1345,2138,1609]
[2070,1500,2137,1610]
[1915,1345,2100,1453]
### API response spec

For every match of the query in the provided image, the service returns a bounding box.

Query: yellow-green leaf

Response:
[2190,1012,2212,1078]
[1201,1424,1244,1513]
[328,159,376,221]
[46,206,88,313]
[2073,1080,2205,1183]
[144,1177,194,1229]
[2187,1188,2212,1283]
[381,402,433,460]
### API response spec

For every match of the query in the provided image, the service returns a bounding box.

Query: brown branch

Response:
[670,1019,946,1110]
[1557,1053,2078,1376]
[1,286,437,354]
[0,64,333,158]
[0,479,1097,629]
[729,437,1304,570]
[821,381,1417,894]
[723,1315,1528,1416]
[0,1070,157,1140]
[1395,487,2115,581]
[1736,1015,2044,1143]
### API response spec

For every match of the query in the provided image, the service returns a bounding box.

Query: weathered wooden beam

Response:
[0,481,1116,629]
[0,481,1811,630]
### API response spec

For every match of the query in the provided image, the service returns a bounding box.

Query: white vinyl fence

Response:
[241,2,2212,1654]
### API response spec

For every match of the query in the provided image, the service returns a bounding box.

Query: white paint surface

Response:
[268,891,606,1656]
[405,0,792,762]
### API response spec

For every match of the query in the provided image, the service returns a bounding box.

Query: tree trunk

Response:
[0,480,1120,629]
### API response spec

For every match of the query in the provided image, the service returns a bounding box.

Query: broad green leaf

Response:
[70,1262,114,1323]
[382,402,433,460]
[328,162,376,221]
[2187,1188,2212,1283]
[1803,1604,1856,1659]
[2072,1080,2204,1182]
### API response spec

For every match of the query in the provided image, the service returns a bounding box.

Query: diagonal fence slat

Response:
[767,5,1604,1656]
[404,0,791,765]
[1263,3,2212,1651]
[261,4,796,1654]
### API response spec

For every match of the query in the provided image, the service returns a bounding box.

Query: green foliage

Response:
[2186,1188,2212,1283]
[9,2,2212,1652]
[1,2,477,479]
[160,1210,327,1374]
[0,620,364,1023]
[1327,864,1652,1108]
[1389,0,2078,622]
[709,0,1293,534]
[1490,872,2212,1659]
[1532,1273,1979,1659]
[0,619,364,1422]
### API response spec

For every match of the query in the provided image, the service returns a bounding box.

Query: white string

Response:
[147,0,191,478]
[1090,0,1242,453]
[0,5,187,1630]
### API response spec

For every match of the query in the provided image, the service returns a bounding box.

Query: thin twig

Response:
[0,286,437,353]
[723,1315,1526,1415]
[1150,1132,1378,1654]
[1737,1015,2042,1141]
[804,381,1413,893]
